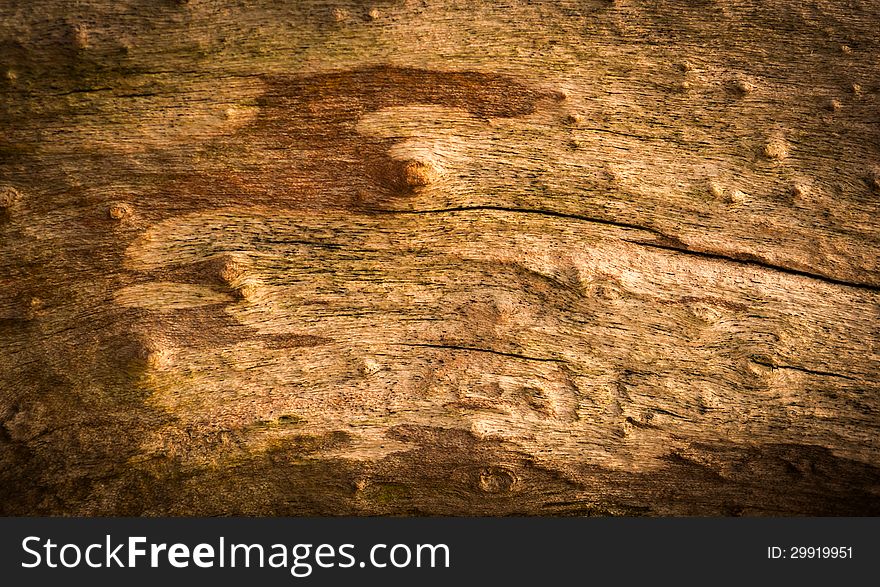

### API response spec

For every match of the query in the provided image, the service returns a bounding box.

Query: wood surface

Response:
[1,0,879,515]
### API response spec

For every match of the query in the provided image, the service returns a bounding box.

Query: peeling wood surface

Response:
[1,0,879,515]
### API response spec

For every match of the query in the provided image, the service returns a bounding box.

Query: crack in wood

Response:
[376,206,879,292]
[393,343,567,364]
[750,359,860,382]
[372,205,677,243]
[623,239,880,293]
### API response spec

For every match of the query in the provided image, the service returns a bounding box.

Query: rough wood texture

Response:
[1,0,879,515]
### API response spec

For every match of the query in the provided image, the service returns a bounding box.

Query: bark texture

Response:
[1,0,879,515]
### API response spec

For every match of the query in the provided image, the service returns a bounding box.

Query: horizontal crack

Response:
[751,359,859,382]
[377,206,877,292]
[624,239,879,293]
[257,238,343,249]
[375,205,676,242]
[395,342,565,363]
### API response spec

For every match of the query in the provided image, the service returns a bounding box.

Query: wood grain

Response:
[1,0,878,515]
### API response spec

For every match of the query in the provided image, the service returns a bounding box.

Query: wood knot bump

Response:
[402,160,438,189]
[733,78,754,95]
[791,183,809,200]
[236,280,261,302]
[146,349,171,370]
[708,180,744,204]
[827,98,842,112]
[565,113,584,126]
[588,276,624,301]
[24,296,45,320]
[132,338,172,371]
[108,202,130,220]
[0,186,19,209]
[359,358,382,377]
[762,138,788,161]
[747,358,775,379]
[218,257,246,286]
[870,168,880,192]
[727,189,746,204]
[71,25,90,50]
[477,466,517,494]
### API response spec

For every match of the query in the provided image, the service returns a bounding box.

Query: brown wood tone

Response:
[1,0,879,515]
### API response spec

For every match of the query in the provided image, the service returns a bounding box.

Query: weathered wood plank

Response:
[1,0,878,515]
